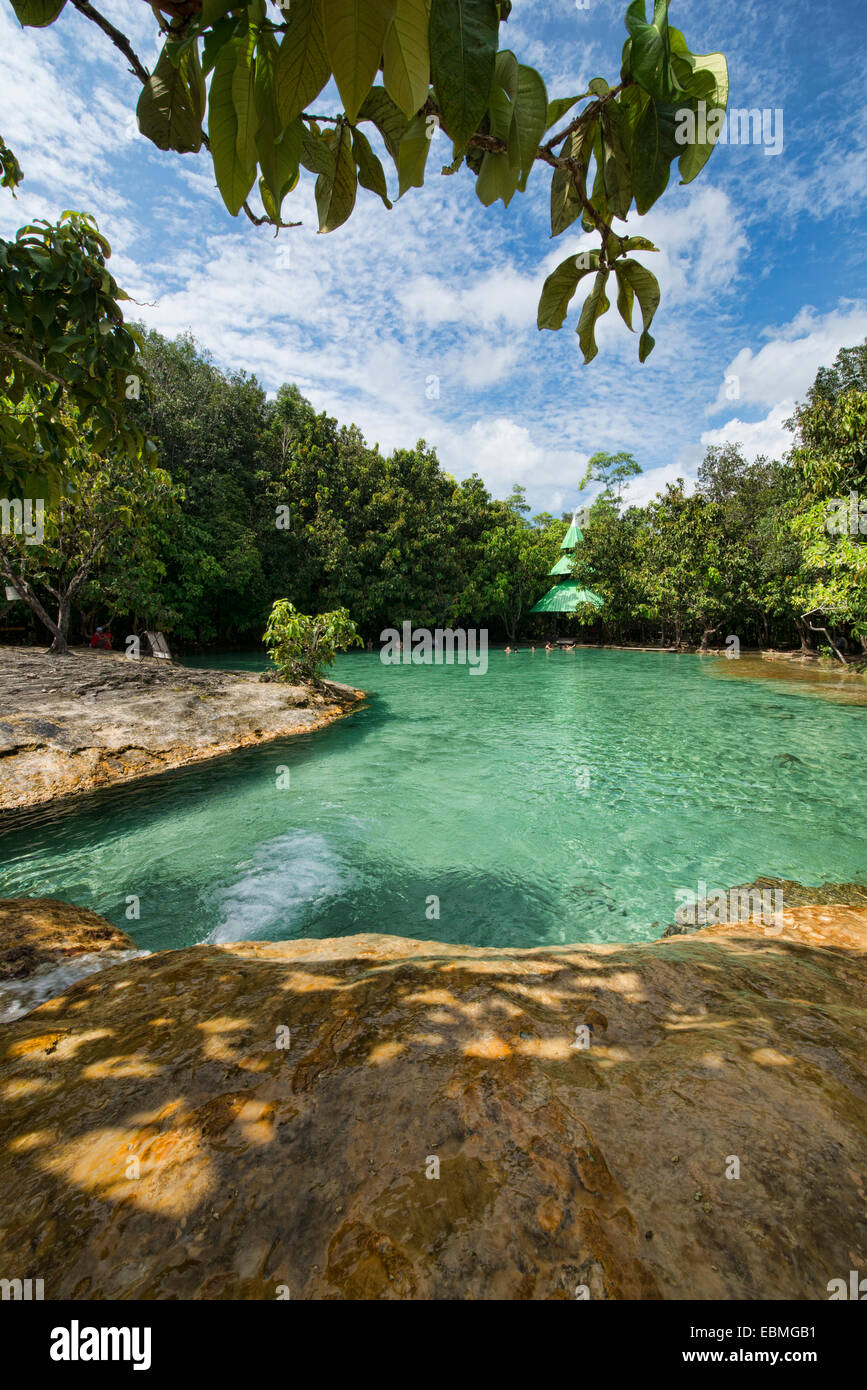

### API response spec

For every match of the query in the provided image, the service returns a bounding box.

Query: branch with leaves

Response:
[0,193,150,495]
[8,0,728,361]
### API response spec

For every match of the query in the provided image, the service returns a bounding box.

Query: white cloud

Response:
[708,302,867,412]
[700,401,795,462]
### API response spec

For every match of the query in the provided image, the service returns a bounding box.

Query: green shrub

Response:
[263,600,362,685]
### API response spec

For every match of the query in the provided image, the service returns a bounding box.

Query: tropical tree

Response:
[786,343,867,644]
[0,156,149,494]
[579,449,642,505]
[263,599,362,683]
[0,425,175,653]
[572,496,647,643]
[481,508,564,640]
[641,482,723,647]
[6,0,729,363]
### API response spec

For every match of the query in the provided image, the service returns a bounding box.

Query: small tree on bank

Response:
[263,600,362,685]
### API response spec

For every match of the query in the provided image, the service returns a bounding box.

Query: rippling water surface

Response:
[1,649,864,950]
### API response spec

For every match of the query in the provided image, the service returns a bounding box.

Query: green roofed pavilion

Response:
[531,581,604,614]
[560,517,583,549]
[547,553,573,576]
[530,510,603,616]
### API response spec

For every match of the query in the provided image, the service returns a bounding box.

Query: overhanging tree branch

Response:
[69,0,301,231]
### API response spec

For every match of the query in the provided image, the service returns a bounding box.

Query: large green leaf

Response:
[583,134,612,233]
[622,84,681,214]
[202,18,239,77]
[351,126,393,208]
[513,63,548,189]
[9,0,65,26]
[255,25,303,215]
[254,27,283,205]
[537,250,600,330]
[300,123,337,175]
[383,0,431,117]
[576,269,610,364]
[259,120,302,219]
[494,47,518,106]
[137,42,205,154]
[429,0,499,147]
[545,94,582,131]
[315,122,358,230]
[550,121,594,237]
[397,111,431,196]
[624,0,683,104]
[476,150,519,207]
[208,33,258,215]
[599,100,631,219]
[669,29,728,184]
[357,86,410,165]
[275,0,331,126]
[487,73,514,145]
[322,0,396,124]
[616,257,660,360]
[232,24,258,173]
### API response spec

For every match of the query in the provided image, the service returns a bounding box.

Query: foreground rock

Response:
[0,899,864,1300]
[0,899,142,1024]
[0,647,364,811]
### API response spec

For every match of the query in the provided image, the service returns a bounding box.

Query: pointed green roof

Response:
[561,518,583,549]
[530,582,604,614]
[548,553,573,576]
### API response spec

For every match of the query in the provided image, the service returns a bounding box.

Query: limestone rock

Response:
[0,900,864,1300]
[0,648,364,811]
[0,898,142,1024]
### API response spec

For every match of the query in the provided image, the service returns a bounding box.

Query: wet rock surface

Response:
[0,898,864,1300]
[0,647,364,811]
[0,898,142,1024]
[664,877,867,936]
[0,897,135,980]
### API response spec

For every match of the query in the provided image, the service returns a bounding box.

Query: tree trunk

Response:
[795,617,812,653]
[0,555,67,651]
[699,626,719,652]
[50,594,72,654]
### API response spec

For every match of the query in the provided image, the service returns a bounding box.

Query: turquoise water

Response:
[0,649,864,951]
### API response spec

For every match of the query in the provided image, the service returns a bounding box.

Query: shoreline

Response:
[0,646,366,814]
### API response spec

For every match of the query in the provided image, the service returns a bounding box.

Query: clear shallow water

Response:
[0,649,864,951]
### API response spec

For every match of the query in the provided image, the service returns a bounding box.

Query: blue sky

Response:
[1,0,866,513]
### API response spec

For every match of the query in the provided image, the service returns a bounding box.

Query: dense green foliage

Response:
[0,424,175,653]
[55,327,565,647]
[570,345,867,654]
[0,188,149,494]
[263,599,362,683]
[4,330,863,659]
[787,343,867,642]
[7,0,730,363]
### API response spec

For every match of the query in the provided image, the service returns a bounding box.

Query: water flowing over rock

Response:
[0,898,864,1300]
[0,898,143,1022]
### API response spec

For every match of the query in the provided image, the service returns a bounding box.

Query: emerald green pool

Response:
[1,649,864,951]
